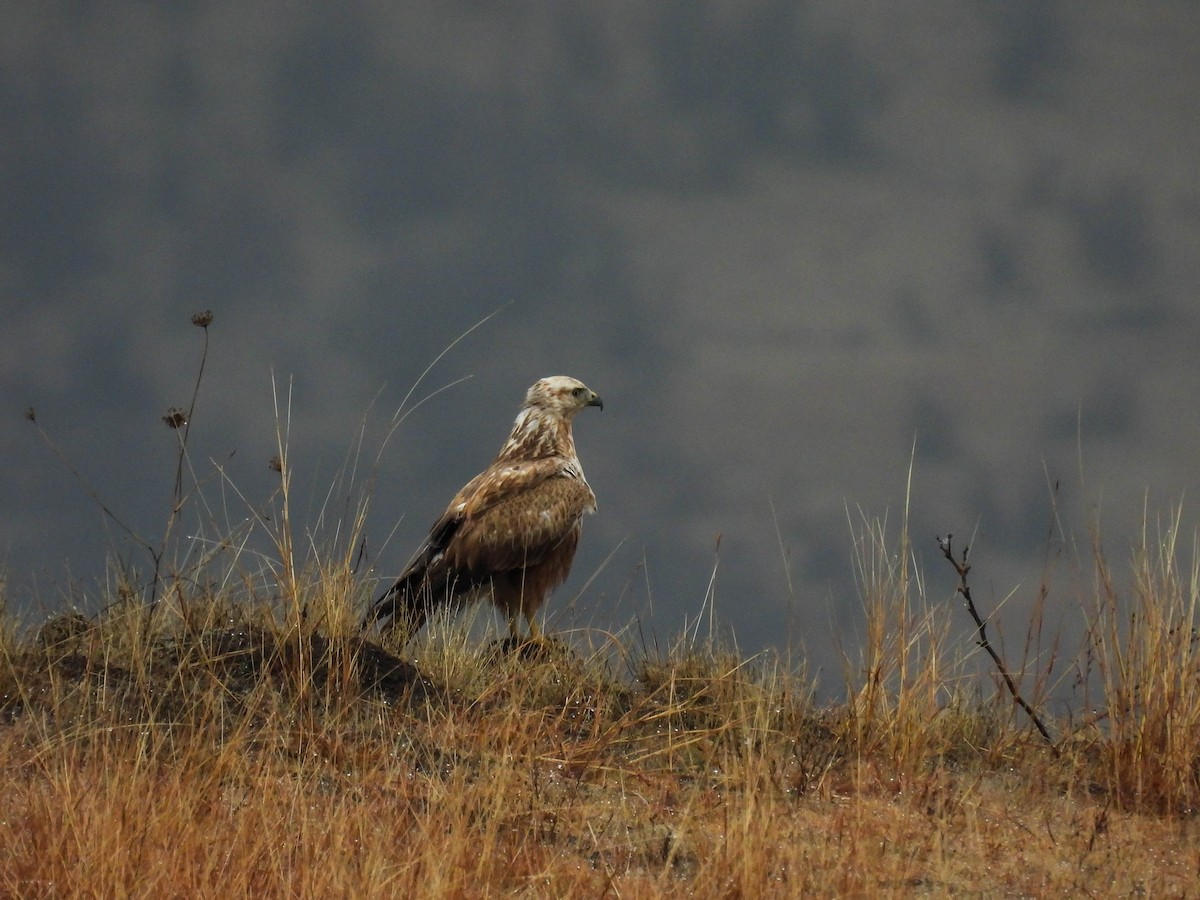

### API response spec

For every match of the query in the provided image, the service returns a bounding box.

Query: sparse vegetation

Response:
[3,524,1200,896]
[6,317,1200,896]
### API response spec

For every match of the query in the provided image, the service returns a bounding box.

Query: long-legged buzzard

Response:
[366,376,602,643]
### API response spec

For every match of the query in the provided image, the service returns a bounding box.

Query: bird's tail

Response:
[363,563,453,642]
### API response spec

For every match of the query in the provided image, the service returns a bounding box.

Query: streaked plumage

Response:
[366,376,602,642]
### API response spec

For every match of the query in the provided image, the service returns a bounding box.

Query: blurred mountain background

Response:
[2,2,1197,694]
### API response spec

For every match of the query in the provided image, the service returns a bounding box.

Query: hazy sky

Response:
[3,3,1198,695]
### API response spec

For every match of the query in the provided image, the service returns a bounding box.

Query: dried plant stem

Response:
[938,534,1059,754]
[172,312,212,500]
[25,311,215,613]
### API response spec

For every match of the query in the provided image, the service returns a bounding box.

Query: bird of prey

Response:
[366,376,602,644]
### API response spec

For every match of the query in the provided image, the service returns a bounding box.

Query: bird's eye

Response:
[571,387,584,397]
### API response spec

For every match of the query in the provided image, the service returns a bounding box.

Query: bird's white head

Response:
[498,376,602,463]
[523,376,603,418]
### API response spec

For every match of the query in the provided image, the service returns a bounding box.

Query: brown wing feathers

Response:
[448,474,595,575]
[365,512,466,637]
[366,376,601,642]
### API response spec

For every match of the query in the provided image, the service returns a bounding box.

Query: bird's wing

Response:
[451,458,567,518]
[367,459,593,633]
[391,458,564,576]
[444,467,596,576]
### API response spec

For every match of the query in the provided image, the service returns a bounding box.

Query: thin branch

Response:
[174,310,213,500]
[154,310,214,609]
[23,407,156,558]
[937,534,1059,754]
[25,310,217,617]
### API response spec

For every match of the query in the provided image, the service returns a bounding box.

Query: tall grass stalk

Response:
[1087,504,1200,811]
[845,506,969,780]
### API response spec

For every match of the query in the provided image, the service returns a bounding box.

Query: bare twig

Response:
[172,309,213,500]
[937,534,1059,754]
[153,310,214,609]
[24,407,156,558]
[25,311,216,615]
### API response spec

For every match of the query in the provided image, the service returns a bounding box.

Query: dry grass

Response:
[10,321,1199,896]
[2,506,1200,897]
[1081,506,1200,816]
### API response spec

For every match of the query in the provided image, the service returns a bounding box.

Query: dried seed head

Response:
[163,408,188,429]
[191,310,214,328]
[268,455,283,472]
[24,406,36,422]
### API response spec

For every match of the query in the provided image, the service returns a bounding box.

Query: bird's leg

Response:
[524,613,543,641]
[500,613,562,661]
[495,612,531,657]
[506,611,525,642]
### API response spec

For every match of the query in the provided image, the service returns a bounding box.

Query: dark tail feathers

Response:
[365,568,435,639]
[366,517,463,640]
